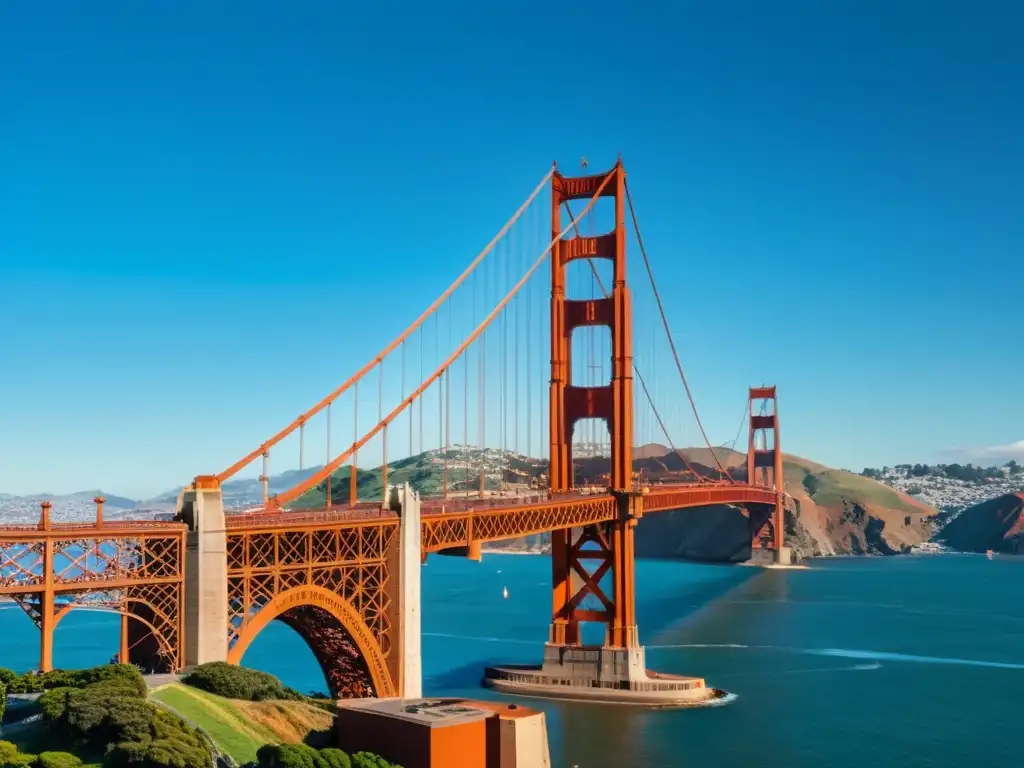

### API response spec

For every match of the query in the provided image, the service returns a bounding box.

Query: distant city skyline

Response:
[1,1,1021,498]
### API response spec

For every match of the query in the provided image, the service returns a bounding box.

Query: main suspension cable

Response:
[623,178,733,482]
[560,199,709,483]
[269,167,614,508]
[217,167,555,484]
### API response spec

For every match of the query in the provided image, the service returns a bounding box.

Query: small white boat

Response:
[503,586,509,599]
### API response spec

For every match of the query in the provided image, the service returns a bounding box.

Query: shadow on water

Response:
[638,560,766,637]
[425,659,504,691]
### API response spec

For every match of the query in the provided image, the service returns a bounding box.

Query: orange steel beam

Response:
[216,168,555,485]
[266,167,616,510]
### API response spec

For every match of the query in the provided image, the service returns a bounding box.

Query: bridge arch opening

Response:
[570,417,611,490]
[228,585,394,700]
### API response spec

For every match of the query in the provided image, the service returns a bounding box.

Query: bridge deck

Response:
[221,482,782,552]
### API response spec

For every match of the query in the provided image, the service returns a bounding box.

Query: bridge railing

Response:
[0,520,187,536]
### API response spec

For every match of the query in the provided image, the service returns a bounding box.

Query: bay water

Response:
[2,554,1020,767]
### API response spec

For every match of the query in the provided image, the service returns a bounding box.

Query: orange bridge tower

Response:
[542,160,653,687]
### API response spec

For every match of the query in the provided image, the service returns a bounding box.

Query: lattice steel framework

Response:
[421,495,617,552]
[0,514,187,672]
[224,517,400,699]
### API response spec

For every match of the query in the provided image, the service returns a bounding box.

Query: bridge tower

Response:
[747,386,790,563]
[546,160,644,675]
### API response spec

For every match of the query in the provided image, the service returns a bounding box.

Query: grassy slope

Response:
[783,456,922,514]
[151,684,333,765]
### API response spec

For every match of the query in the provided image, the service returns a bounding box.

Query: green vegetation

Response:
[0,664,147,696]
[164,664,399,766]
[151,682,336,764]
[182,661,304,702]
[1,680,7,721]
[785,458,920,514]
[861,462,1019,482]
[37,753,85,768]
[151,684,272,765]
[292,449,532,509]
[1,664,211,768]
[249,745,400,768]
[0,741,45,767]
[2,662,402,768]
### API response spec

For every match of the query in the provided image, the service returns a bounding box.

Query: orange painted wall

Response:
[430,719,488,768]
[336,708,496,768]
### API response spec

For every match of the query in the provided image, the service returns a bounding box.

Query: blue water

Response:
[3,554,1022,767]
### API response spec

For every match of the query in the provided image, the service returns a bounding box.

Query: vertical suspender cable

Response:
[351,381,359,506]
[325,404,332,507]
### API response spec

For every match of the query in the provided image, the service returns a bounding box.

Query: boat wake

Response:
[423,631,534,646]
[806,648,1024,670]
[647,641,1024,671]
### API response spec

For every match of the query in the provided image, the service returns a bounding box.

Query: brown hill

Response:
[571,445,934,559]
[780,455,933,557]
[936,493,1024,553]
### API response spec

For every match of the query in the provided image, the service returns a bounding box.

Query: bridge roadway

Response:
[221,482,782,553]
[0,483,780,597]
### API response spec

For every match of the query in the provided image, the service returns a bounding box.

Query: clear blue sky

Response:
[1,1,1021,498]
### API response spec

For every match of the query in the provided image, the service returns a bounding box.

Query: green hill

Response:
[151,683,334,765]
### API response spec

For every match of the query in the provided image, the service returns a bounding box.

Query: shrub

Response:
[318,748,351,768]
[73,664,148,697]
[183,662,299,702]
[351,753,397,768]
[107,736,211,768]
[37,752,83,768]
[0,740,37,767]
[256,743,322,768]
[0,663,147,695]
[39,686,81,723]
[0,680,6,721]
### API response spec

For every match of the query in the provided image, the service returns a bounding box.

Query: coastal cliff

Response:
[935,492,1024,553]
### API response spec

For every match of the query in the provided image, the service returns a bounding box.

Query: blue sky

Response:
[1,1,1021,498]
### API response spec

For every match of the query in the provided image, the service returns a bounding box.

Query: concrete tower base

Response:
[483,644,726,707]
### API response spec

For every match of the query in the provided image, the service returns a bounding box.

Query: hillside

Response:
[284,444,932,559]
[151,683,334,765]
[292,447,540,510]
[779,455,934,557]
[935,493,1024,554]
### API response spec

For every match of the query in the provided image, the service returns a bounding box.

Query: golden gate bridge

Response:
[0,160,789,701]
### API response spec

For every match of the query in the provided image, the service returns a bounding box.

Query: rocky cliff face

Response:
[780,457,934,559]
[486,449,936,560]
[935,493,1024,553]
